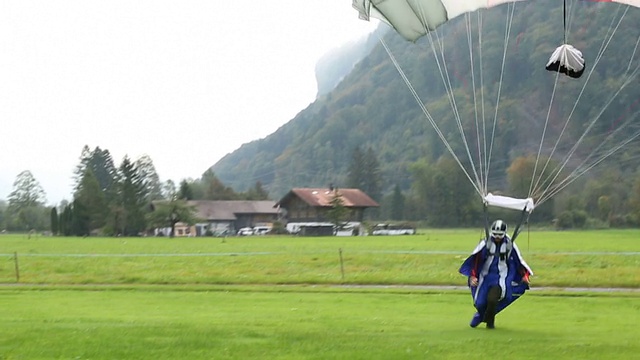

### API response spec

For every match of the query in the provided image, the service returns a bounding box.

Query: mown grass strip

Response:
[0,287,638,359]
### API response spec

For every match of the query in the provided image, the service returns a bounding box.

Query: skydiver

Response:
[459,219,533,329]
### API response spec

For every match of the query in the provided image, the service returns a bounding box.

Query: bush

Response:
[270,221,288,235]
[555,211,573,230]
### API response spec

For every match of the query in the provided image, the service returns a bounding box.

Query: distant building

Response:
[275,187,379,235]
[155,200,281,237]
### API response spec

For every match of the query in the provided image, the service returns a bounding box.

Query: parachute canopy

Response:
[353,0,516,42]
[353,0,640,42]
[352,0,640,213]
[545,44,585,78]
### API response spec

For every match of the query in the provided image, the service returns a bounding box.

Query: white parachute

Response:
[545,44,585,79]
[353,0,640,216]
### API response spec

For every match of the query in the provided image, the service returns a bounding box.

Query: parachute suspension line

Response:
[529,0,583,199]
[528,69,562,200]
[465,13,486,196]
[413,4,485,195]
[628,35,640,74]
[538,130,640,206]
[563,0,567,44]
[378,37,484,199]
[531,8,633,201]
[536,64,640,205]
[486,3,517,195]
[537,64,640,204]
[476,11,489,196]
[594,4,627,61]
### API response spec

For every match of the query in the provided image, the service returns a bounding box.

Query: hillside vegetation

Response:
[211,1,639,225]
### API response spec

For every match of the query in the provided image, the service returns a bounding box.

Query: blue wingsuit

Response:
[459,235,533,327]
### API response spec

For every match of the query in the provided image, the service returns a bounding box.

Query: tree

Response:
[243,181,269,200]
[325,190,350,231]
[630,177,640,225]
[200,170,237,200]
[73,146,117,200]
[506,155,555,222]
[409,157,478,226]
[113,156,147,236]
[7,170,48,231]
[8,170,46,209]
[0,200,6,230]
[72,145,92,192]
[363,147,382,201]
[50,207,59,235]
[135,155,163,202]
[71,198,90,236]
[147,200,199,238]
[389,184,405,221]
[74,168,107,232]
[347,146,382,201]
[59,204,73,236]
[178,179,194,200]
[347,146,366,190]
[408,159,433,221]
[162,180,178,200]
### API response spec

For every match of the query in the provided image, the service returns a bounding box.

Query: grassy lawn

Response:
[0,286,638,359]
[0,230,638,359]
[1,229,638,287]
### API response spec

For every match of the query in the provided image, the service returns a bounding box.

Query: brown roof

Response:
[276,188,379,208]
[188,200,280,221]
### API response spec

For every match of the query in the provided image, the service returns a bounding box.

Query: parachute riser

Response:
[511,207,530,243]
[483,203,530,244]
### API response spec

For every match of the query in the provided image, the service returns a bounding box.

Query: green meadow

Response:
[1,229,638,287]
[0,229,638,359]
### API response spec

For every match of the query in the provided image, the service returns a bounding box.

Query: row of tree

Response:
[2,143,639,235]
[0,145,271,235]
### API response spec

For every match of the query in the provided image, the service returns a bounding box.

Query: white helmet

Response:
[490,220,507,238]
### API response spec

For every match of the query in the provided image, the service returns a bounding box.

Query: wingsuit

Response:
[459,220,533,329]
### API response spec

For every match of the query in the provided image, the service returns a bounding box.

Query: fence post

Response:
[339,248,345,281]
[14,252,20,283]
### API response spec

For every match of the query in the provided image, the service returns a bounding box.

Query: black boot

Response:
[484,286,501,329]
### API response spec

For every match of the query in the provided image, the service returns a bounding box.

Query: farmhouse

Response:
[158,200,281,237]
[275,187,379,235]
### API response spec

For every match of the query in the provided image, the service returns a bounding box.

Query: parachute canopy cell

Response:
[545,44,586,78]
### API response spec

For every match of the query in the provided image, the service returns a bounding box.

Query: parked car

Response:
[253,226,271,235]
[237,227,253,236]
[371,223,416,235]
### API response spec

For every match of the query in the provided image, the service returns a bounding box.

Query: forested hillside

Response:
[211,1,639,226]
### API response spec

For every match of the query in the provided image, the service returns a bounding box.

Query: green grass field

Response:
[0,230,638,359]
[1,229,638,287]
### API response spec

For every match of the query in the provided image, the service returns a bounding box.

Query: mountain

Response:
[314,26,388,98]
[210,1,639,201]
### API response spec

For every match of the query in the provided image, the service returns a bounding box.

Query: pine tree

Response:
[347,146,366,190]
[74,168,107,232]
[135,155,163,202]
[178,179,195,200]
[50,207,59,235]
[114,156,147,236]
[347,146,382,202]
[389,184,405,221]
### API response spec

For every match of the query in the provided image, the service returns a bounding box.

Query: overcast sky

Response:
[0,1,379,205]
